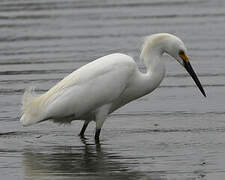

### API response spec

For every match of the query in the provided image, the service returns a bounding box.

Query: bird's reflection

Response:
[22,139,165,180]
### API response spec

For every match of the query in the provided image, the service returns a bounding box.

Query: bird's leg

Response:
[94,104,110,142]
[95,128,101,142]
[79,120,89,138]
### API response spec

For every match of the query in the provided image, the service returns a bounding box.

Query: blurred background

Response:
[0,0,225,180]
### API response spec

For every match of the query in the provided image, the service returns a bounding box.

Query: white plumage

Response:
[20,33,206,140]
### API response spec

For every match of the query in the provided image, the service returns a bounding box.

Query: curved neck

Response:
[143,48,164,72]
[138,48,165,94]
[110,48,166,112]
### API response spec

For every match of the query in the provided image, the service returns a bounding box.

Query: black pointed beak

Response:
[183,60,206,97]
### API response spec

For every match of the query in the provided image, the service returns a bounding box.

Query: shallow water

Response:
[0,0,225,179]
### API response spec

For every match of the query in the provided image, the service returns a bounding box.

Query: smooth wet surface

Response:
[1,0,225,179]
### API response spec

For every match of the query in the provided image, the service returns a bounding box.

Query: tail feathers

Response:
[20,113,43,126]
[21,87,39,111]
[20,87,45,126]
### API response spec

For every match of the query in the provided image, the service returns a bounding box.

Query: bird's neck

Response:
[139,48,166,94]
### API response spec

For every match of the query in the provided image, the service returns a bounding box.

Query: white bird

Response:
[20,33,206,141]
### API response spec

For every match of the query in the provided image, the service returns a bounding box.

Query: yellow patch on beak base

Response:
[179,51,189,63]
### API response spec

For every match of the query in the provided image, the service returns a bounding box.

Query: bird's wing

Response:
[41,54,136,118]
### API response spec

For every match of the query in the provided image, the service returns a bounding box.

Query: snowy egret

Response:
[20,33,206,141]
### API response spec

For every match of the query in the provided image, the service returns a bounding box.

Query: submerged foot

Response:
[95,137,100,144]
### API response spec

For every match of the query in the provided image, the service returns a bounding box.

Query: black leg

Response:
[79,121,89,137]
[95,128,101,142]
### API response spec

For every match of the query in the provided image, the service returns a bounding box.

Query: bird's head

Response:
[142,33,206,97]
[164,34,206,97]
